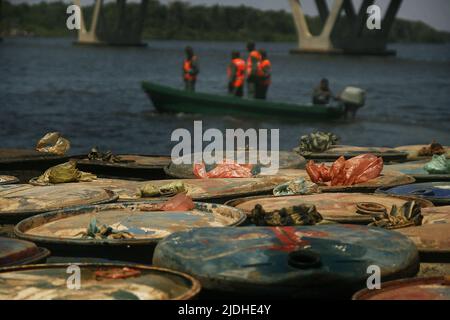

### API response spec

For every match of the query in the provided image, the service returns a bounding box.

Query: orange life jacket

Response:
[183,56,197,81]
[246,50,262,79]
[258,59,272,86]
[228,58,246,88]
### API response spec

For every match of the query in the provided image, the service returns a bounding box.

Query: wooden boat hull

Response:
[142,81,344,120]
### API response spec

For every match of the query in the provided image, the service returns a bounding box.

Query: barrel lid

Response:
[302,145,407,161]
[77,154,171,169]
[353,277,450,300]
[384,161,450,182]
[394,145,450,161]
[376,182,450,205]
[226,192,433,224]
[0,237,50,267]
[153,225,419,298]
[0,263,200,300]
[0,175,19,185]
[82,177,291,201]
[396,206,450,261]
[15,201,246,248]
[0,148,65,164]
[165,151,306,179]
[261,169,414,193]
[0,184,117,222]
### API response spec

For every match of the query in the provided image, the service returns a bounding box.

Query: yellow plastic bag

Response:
[36,132,71,156]
[30,161,97,185]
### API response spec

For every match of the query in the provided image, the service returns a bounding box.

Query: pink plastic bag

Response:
[193,161,253,179]
[140,193,195,212]
[306,154,383,186]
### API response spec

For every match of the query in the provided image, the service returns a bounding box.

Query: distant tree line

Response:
[1,0,449,43]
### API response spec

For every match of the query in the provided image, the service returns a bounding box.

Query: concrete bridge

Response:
[289,0,403,55]
[75,0,402,55]
[74,0,148,46]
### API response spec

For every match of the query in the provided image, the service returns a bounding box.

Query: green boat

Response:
[142,81,345,120]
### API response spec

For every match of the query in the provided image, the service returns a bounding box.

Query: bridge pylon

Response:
[289,0,402,55]
[74,0,148,46]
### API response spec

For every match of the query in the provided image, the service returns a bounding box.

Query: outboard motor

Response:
[339,86,366,119]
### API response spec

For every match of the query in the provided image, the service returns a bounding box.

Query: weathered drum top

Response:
[0,264,200,300]
[227,192,433,224]
[83,177,291,201]
[153,225,419,297]
[77,155,171,169]
[376,182,450,205]
[394,145,450,161]
[353,277,450,300]
[384,161,450,181]
[15,201,245,245]
[260,169,414,193]
[0,237,50,268]
[302,145,407,161]
[395,206,450,258]
[165,151,306,179]
[0,175,19,185]
[0,184,117,221]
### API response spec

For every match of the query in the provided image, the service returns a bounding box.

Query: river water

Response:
[1,37,449,155]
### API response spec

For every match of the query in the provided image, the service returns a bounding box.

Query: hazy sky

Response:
[12,0,450,32]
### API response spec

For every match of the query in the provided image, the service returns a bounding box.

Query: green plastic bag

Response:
[424,155,450,174]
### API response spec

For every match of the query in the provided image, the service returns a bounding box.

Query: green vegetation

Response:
[1,0,449,43]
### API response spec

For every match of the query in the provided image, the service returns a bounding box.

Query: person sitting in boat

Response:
[255,49,271,100]
[183,46,199,92]
[312,78,333,105]
[227,51,246,97]
[246,41,262,99]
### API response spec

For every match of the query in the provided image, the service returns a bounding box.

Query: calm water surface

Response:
[1,38,449,154]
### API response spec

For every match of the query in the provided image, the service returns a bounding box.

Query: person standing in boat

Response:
[245,41,262,99]
[227,51,246,97]
[183,46,199,92]
[312,78,333,105]
[256,49,271,100]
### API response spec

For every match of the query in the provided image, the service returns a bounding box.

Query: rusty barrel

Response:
[259,169,414,193]
[0,264,200,300]
[384,160,450,182]
[153,225,419,299]
[76,154,171,180]
[395,206,450,262]
[226,192,433,224]
[376,182,450,205]
[302,145,407,162]
[0,237,50,267]
[14,201,246,263]
[0,184,117,223]
[353,277,450,300]
[82,176,291,203]
[0,148,78,183]
[164,151,306,179]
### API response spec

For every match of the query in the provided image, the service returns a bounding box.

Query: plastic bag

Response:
[140,193,195,212]
[293,132,339,156]
[306,154,383,186]
[30,160,97,185]
[36,132,71,156]
[193,160,253,178]
[424,155,450,174]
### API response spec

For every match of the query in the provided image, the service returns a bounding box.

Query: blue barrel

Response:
[376,182,450,205]
[153,225,419,298]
